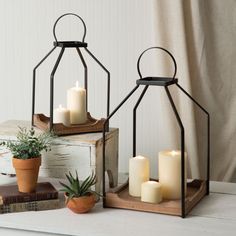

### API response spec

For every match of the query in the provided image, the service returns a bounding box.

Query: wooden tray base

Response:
[33,113,106,136]
[105,179,207,216]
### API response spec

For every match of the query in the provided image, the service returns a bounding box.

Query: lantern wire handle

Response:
[137,46,177,80]
[53,13,87,42]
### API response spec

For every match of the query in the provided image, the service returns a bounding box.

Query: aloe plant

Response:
[60,171,98,201]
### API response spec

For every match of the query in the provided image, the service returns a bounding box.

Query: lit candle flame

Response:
[59,104,63,109]
[136,155,146,160]
[171,150,178,156]
[75,81,79,88]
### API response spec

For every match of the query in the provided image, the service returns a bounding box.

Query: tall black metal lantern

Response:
[102,47,210,218]
[32,13,110,135]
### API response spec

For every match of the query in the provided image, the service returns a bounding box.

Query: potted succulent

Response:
[0,127,54,193]
[60,171,99,213]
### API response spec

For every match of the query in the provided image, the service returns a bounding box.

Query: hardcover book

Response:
[0,198,60,214]
[0,182,58,205]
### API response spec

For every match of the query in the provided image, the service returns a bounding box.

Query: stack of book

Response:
[0,182,59,214]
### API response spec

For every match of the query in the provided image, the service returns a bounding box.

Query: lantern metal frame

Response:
[102,47,210,218]
[32,13,110,135]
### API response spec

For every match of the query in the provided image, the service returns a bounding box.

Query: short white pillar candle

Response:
[158,150,187,200]
[67,81,87,124]
[129,155,149,197]
[53,104,70,126]
[141,181,162,204]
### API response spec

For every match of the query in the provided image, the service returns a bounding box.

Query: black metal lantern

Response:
[102,47,210,218]
[32,13,110,135]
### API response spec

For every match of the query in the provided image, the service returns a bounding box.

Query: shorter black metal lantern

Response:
[32,13,110,135]
[102,47,210,218]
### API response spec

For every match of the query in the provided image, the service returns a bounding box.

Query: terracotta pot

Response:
[12,156,41,193]
[65,193,96,213]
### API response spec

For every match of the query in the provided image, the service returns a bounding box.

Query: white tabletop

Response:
[0,176,236,236]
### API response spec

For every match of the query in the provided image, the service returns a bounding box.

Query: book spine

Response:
[0,199,60,214]
[3,192,58,205]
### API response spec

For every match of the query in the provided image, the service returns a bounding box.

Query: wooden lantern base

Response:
[105,179,207,216]
[33,112,106,136]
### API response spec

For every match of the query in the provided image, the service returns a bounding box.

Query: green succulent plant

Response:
[0,127,54,159]
[59,171,98,201]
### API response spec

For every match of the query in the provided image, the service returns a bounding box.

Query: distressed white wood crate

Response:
[0,120,119,193]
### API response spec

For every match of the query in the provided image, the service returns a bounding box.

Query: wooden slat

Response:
[210,181,236,195]
[105,179,207,216]
[33,113,106,136]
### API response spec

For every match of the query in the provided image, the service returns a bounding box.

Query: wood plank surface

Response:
[105,180,206,216]
[0,120,118,145]
[0,178,236,236]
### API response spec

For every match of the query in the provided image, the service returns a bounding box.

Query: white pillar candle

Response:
[53,104,70,126]
[141,181,162,204]
[158,150,187,200]
[129,155,149,197]
[67,81,87,124]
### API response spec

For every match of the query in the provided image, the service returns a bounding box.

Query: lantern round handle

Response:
[53,13,87,43]
[137,47,177,80]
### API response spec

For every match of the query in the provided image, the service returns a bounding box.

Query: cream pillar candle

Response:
[67,81,87,124]
[129,155,149,197]
[158,150,187,200]
[53,104,70,126]
[141,181,162,204]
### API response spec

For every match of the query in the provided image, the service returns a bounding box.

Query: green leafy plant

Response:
[60,171,98,202]
[0,127,54,159]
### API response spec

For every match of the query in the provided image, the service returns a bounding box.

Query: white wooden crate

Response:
[0,120,119,193]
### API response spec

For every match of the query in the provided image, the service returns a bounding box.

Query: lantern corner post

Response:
[32,46,57,128]
[49,47,65,131]
[165,85,186,218]
[102,85,140,207]
[176,83,210,195]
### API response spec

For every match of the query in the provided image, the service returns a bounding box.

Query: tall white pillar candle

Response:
[129,155,149,197]
[141,181,162,204]
[67,81,87,124]
[53,104,70,126]
[158,150,187,199]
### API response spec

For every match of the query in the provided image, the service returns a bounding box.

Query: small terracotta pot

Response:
[65,193,96,213]
[12,156,41,193]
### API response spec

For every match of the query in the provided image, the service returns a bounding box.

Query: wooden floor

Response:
[0,176,236,236]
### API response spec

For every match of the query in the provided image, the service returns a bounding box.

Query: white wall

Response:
[0,0,179,177]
